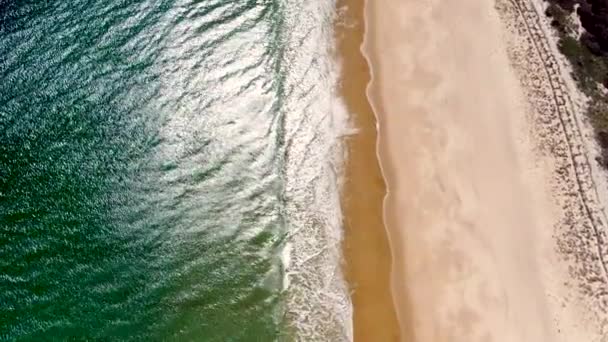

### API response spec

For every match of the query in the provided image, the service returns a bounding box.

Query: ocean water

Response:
[0,0,351,340]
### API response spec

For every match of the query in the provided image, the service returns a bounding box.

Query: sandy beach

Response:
[364,0,608,341]
[335,0,402,340]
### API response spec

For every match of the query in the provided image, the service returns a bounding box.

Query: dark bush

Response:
[597,131,608,148]
[577,1,608,54]
[581,32,604,55]
[546,0,608,169]
[552,0,578,11]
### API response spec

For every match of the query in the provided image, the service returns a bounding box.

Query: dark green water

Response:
[0,0,296,340]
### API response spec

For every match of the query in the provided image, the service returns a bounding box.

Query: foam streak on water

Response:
[277,1,353,340]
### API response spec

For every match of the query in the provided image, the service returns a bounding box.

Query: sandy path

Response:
[365,0,563,340]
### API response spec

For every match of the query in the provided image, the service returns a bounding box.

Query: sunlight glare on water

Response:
[0,0,351,340]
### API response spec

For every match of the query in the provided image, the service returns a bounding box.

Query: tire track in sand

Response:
[499,0,608,332]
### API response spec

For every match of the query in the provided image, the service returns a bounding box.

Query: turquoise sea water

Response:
[0,0,349,340]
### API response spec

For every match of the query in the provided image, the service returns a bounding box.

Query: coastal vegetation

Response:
[545,0,608,164]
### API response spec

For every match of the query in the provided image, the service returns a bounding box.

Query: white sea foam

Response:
[153,5,353,337]
[278,0,354,340]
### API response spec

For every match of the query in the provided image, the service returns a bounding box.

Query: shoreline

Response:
[361,1,421,340]
[360,1,412,339]
[334,0,402,340]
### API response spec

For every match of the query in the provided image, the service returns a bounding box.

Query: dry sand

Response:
[364,0,608,341]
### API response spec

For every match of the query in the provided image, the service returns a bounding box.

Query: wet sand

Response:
[365,0,566,340]
[334,0,402,341]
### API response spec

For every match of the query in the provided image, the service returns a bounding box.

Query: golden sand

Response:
[334,0,403,341]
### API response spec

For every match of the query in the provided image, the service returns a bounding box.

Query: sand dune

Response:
[364,0,608,340]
